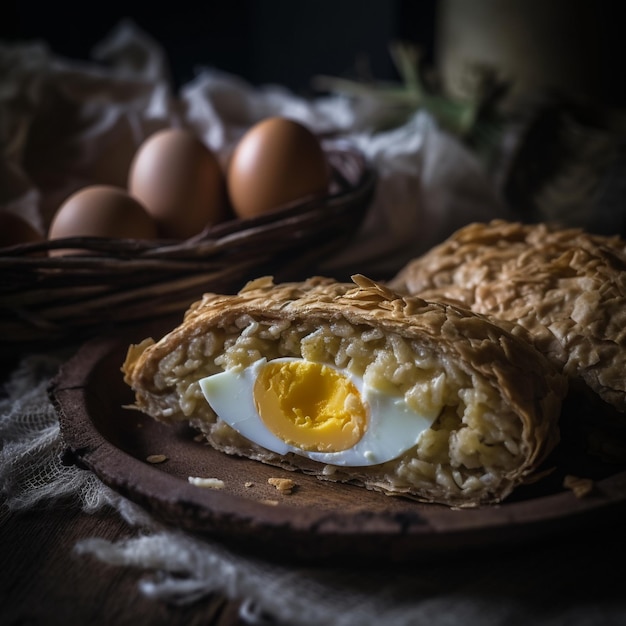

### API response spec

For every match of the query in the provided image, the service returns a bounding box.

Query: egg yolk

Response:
[253,361,368,453]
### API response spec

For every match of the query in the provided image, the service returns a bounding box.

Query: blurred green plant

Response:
[313,41,509,169]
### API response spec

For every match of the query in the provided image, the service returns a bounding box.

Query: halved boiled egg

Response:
[199,357,437,467]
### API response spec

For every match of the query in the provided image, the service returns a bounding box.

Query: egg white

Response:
[199,357,437,467]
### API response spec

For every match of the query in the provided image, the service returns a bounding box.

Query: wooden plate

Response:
[51,324,626,563]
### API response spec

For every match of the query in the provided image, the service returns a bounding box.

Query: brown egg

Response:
[227,117,331,219]
[0,212,45,249]
[48,185,158,256]
[128,128,227,239]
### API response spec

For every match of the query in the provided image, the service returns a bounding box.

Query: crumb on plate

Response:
[146,454,168,464]
[268,477,296,494]
[188,476,225,489]
[563,474,594,498]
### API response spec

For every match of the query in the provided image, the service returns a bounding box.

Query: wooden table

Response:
[3,494,626,626]
[0,498,248,626]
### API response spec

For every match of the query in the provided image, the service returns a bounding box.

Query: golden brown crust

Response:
[122,274,566,507]
[389,220,626,412]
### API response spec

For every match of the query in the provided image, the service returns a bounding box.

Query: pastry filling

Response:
[149,314,526,494]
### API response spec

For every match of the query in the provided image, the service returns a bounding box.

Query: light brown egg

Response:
[227,117,331,219]
[128,128,227,239]
[0,212,45,250]
[48,185,158,256]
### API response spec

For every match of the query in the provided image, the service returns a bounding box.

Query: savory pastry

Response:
[389,219,626,414]
[122,274,566,507]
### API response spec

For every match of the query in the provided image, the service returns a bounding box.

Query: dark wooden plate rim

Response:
[51,332,626,563]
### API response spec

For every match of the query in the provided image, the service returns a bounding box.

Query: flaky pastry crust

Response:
[122,274,566,507]
[390,220,626,412]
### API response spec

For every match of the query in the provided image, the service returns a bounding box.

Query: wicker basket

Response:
[0,144,376,344]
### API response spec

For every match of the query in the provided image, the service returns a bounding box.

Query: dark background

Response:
[2,0,437,94]
[2,1,626,107]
